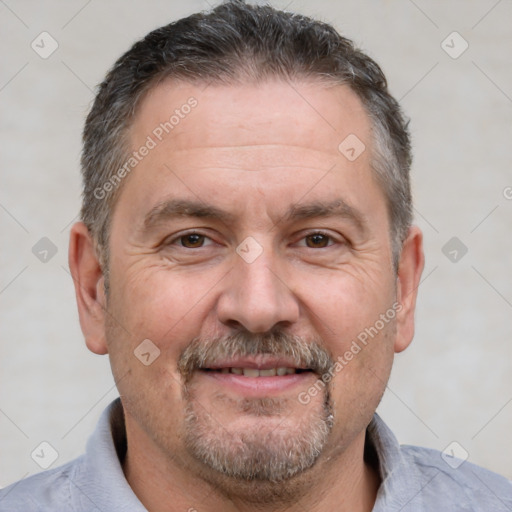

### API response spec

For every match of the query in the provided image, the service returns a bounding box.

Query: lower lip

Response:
[199,371,315,396]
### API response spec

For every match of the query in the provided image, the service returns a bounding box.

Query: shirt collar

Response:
[79,398,146,511]
[369,413,430,512]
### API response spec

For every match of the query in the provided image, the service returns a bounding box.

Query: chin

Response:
[180,391,334,502]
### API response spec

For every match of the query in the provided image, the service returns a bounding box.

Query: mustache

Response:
[178,331,334,381]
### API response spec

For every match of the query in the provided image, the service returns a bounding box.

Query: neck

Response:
[122,413,380,512]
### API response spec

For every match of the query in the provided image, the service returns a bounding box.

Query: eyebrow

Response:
[142,197,367,233]
[284,199,367,233]
[143,199,235,230]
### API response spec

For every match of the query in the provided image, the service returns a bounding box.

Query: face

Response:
[71,79,423,499]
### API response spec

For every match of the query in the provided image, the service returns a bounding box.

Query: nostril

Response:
[216,272,300,333]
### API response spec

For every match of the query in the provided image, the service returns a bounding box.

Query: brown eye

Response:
[305,233,330,248]
[180,233,205,248]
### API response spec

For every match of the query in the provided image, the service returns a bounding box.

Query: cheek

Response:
[298,265,397,402]
[109,262,225,349]
[103,265,229,421]
[302,269,397,350]
[104,286,191,431]
[329,316,395,400]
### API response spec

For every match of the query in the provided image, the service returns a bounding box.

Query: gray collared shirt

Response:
[1,398,511,511]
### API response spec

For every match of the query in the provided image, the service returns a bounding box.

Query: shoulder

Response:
[0,457,84,512]
[401,444,512,510]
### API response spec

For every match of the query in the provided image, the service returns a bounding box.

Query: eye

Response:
[303,232,334,248]
[175,233,212,248]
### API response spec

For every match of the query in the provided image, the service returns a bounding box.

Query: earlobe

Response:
[394,226,425,353]
[68,222,109,355]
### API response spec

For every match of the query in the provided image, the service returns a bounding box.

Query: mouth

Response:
[202,367,311,376]
[196,357,316,396]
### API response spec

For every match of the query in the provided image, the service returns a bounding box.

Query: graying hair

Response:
[81,0,412,275]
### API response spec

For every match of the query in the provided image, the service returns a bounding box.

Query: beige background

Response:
[1,0,511,487]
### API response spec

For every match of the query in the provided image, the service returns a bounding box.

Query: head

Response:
[70,0,424,503]
[80,1,413,280]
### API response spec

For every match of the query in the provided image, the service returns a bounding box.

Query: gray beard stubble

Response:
[178,331,335,484]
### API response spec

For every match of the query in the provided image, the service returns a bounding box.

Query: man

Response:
[1,1,510,511]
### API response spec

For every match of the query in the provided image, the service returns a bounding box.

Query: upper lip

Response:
[201,355,309,370]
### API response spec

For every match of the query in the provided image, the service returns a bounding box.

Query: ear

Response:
[68,222,108,355]
[394,226,425,353]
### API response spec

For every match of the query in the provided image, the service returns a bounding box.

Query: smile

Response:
[203,367,310,376]
[196,358,316,395]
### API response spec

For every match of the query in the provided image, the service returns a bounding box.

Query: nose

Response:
[216,249,300,333]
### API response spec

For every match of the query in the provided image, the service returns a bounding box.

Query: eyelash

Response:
[167,231,215,248]
[165,230,342,249]
[297,230,338,248]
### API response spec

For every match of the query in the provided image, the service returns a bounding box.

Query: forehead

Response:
[130,78,372,167]
[112,79,386,236]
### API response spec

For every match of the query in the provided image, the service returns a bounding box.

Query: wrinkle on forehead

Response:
[112,79,386,246]
[161,144,341,174]
[129,79,372,158]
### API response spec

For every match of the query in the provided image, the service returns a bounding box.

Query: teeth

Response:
[216,367,299,376]
[242,368,260,377]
